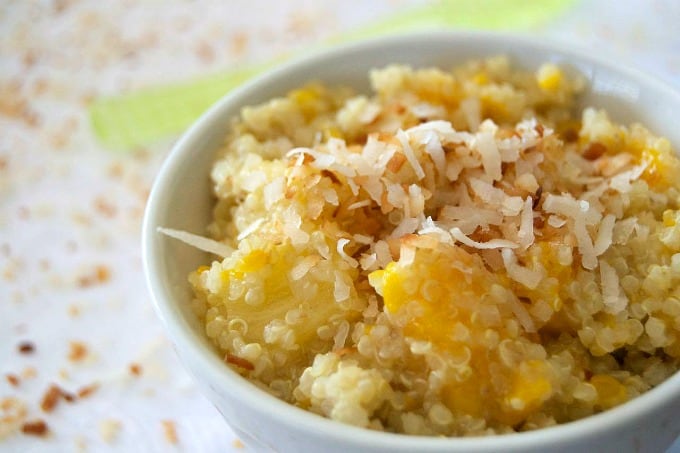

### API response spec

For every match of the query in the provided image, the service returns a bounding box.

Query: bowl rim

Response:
[142,29,680,451]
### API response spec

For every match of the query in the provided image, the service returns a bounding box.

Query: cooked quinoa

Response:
[186,57,680,436]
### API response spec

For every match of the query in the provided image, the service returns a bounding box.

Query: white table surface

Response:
[1,0,678,451]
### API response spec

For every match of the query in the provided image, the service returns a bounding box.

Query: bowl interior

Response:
[143,31,680,451]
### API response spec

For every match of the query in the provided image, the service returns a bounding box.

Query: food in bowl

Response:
[177,56,680,436]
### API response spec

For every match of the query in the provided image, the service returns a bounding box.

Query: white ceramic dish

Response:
[142,31,680,452]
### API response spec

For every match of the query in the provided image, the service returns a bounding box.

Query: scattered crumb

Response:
[93,196,117,218]
[129,363,143,377]
[232,438,245,449]
[161,420,178,445]
[76,383,99,399]
[40,384,75,412]
[74,435,88,452]
[21,366,37,379]
[67,304,81,317]
[230,31,248,56]
[77,265,111,287]
[66,240,78,253]
[17,206,30,220]
[195,41,214,63]
[21,419,49,437]
[107,162,124,179]
[5,374,20,387]
[99,418,121,443]
[40,385,61,412]
[68,341,88,362]
[1,397,28,439]
[18,341,35,355]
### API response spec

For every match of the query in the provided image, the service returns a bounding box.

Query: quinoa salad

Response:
[180,57,680,436]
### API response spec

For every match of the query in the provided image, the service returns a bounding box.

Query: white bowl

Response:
[142,31,680,452]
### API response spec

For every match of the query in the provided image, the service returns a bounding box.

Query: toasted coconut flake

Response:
[348,200,371,210]
[440,206,503,234]
[157,228,233,258]
[600,260,628,313]
[609,165,646,193]
[334,271,351,302]
[290,255,321,280]
[237,218,265,241]
[475,127,502,181]
[508,296,536,333]
[337,238,359,268]
[451,227,518,250]
[574,215,597,270]
[547,215,567,228]
[391,217,421,239]
[593,214,616,256]
[264,177,285,209]
[501,248,542,289]
[396,129,425,179]
[422,131,446,177]
[398,243,416,266]
[613,217,637,244]
[374,240,392,267]
[518,197,535,249]
[469,177,503,204]
[282,209,309,245]
[418,217,453,244]
[359,253,378,271]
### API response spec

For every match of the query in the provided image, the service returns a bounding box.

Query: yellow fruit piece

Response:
[536,63,563,92]
[590,374,628,409]
[473,72,489,85]
[442,378,484,418]
[238,249,268,273]
[663,209,676,227]
[504,359,553,414]
[640,138,680,189]
[218,243,358,360]
[369,245,492,351]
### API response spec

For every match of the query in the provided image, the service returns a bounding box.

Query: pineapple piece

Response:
[369,244,556,425]
[199,240,363,374]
